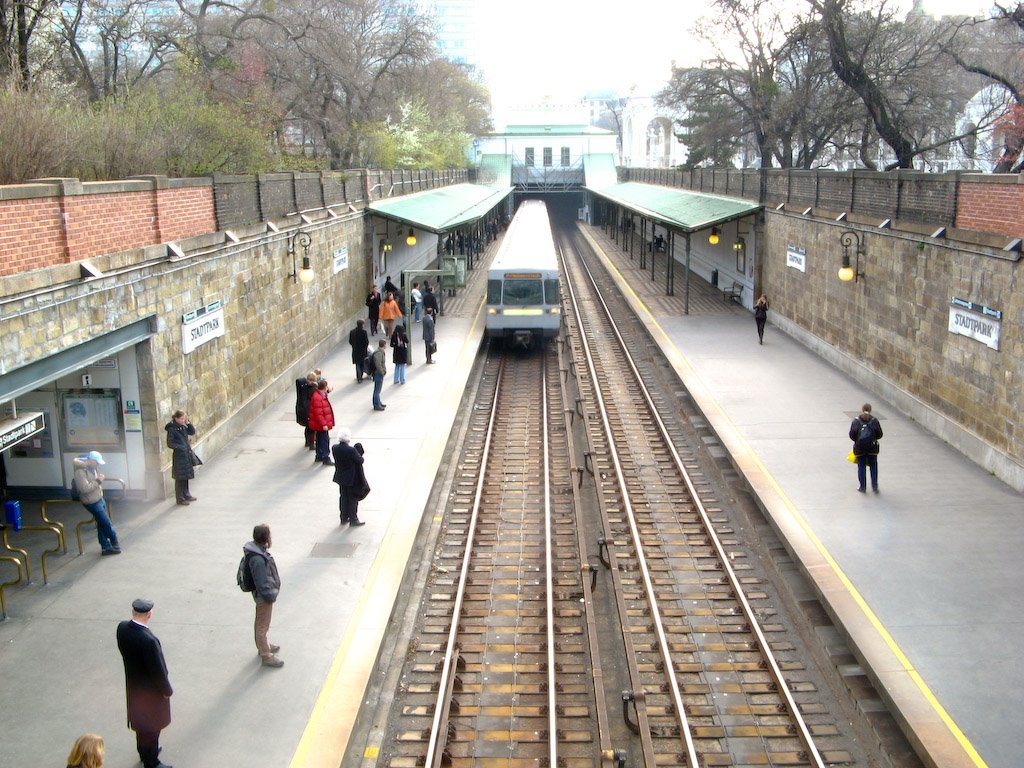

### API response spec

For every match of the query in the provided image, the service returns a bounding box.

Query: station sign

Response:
[0,411,46,452]
[333,246,349,273]
[182,300,225,354]
[786,245,806,272]
[949,297,1001,351]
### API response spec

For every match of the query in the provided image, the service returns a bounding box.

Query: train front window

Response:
[502,279,543,305]
[544,279,559,303]
[487,280,503,304]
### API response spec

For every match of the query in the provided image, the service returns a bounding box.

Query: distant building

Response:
[426,0,480,69]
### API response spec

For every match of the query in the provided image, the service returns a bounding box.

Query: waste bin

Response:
[4,500,21,532]
[711,269,719,287]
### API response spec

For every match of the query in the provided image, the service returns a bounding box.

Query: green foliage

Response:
[366,100,471,169]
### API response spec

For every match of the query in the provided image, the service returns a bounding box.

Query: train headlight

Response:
[487,307,498,315]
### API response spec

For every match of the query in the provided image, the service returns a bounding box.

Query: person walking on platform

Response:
[349,319,370,383]
[849,403,883,493]
[391,324,409,384]
[379,290,402,338]
[754,295,770,344]
[308,379,335,465]
[243,524,284,667]
[116,598,173,768]
[332,429,367,527]
[365,286,381,336]
[423,307,436,364]
[165,410,199,505]
[72,450,121,555]
[371,339,387,411]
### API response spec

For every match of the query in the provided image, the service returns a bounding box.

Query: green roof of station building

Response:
[368,181,512,234]
[584,180,762,233]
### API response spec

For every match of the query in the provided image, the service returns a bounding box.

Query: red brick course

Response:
[0,181,217,277]
[955,178,1024,239]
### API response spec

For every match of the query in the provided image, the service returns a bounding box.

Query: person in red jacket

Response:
[307,379,335,465]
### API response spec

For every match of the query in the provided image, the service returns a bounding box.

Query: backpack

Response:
[362,353,376,377]
[854,420,876,455]
[237,552,256,592]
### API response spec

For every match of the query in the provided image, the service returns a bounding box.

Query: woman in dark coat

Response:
[390,325,409,384]
[165,410,198,505]
[365,286,382,336]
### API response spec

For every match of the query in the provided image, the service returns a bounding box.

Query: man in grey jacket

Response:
[243,524,283,667]
[73,450,121,555]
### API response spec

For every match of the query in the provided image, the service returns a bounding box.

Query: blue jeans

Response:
[83,498,118,551]
[394,363,406,384]
[857,454,878,490]
[315,429,330,462]
[372,373,384,408]
[414,302,422,322]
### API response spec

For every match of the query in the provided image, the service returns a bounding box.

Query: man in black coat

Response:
[332,428,366,527]
[348,319,370,383]
[116,598,173,768]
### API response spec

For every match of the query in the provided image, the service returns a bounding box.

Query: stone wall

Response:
[763,209,1024,488]
[0,208,370,497]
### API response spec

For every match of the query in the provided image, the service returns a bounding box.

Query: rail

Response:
[567,235,827,768]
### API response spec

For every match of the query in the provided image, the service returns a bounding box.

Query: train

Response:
[485,200,561,347]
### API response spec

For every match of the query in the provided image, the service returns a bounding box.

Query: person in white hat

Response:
[71,450,121,555]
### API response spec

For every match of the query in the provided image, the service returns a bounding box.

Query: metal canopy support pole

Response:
[640,219,646,270]
[667,230,674,296]
[684,232,692,315]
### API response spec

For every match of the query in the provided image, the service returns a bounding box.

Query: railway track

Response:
[376,224,860,767]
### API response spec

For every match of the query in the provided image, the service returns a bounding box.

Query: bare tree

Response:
[0,0,57,88]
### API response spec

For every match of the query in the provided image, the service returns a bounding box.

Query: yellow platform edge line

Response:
[579,225,988,768]
[290,303,486,768]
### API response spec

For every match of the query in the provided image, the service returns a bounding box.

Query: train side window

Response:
[544,279,559,303]
[487,279,503,304]
[543,147,552,167]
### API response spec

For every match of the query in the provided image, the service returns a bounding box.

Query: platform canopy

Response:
[369,157,512,234]
[585,180,762,233]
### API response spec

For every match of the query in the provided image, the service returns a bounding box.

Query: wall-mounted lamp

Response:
[406,228,417,246]
[288,230,314,284]
[838,229,865,282]
[708,227,720,245]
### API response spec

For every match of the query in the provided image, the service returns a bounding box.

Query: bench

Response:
[724,281,743,303]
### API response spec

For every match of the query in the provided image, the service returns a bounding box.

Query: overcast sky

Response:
[474,0,996,119]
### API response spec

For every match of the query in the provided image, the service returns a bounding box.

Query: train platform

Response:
[0,262,490,766]
[581,223,1021,768]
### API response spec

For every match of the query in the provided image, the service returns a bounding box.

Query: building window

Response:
[543,147,552,167]
[525,147,534,167]
[561,147,570,166]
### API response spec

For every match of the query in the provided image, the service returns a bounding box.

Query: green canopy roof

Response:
[368,182,512,234]
[585,181,762,233]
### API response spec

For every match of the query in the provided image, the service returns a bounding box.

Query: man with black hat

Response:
[116,598,173,768]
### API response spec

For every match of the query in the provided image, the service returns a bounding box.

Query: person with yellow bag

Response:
[848,403,883,493]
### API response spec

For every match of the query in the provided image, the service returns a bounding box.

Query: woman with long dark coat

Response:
[165,410,198,505]
[390,325,409,384]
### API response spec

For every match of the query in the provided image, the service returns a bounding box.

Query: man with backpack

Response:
[239,524,283,668]
[849,403,883,493]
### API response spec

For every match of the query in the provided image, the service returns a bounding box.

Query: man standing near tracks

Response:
[243,524,284,667]
[371,339,388,411]
[116,598,173,768]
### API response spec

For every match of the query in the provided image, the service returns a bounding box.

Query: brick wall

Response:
[63,186,159,260]
[0,191,67,272]
[956,175,1024,238]
[155,185,217,243]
